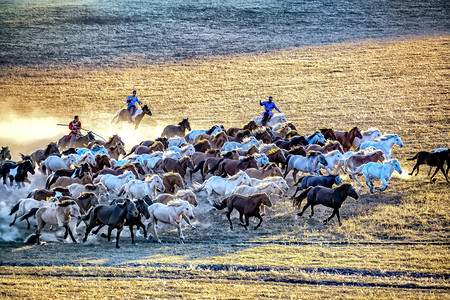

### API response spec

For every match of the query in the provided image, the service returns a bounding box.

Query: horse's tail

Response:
[294,175,306,186]
[117,186,126,197]
[41,163,47,176]
[406,153,419,161]
[190,160,205,181]
[124,145,138,158]
[77,206,94,227]
[26,189,36,199]
[45,174,56,189]
[292,187,312,209]
[19,207,39,222]
[283,154,294,178]
[212,197,228,210]
[208,158,224,175]
[351,164,366,175]
[193,180,207,193]
[9,201,21,216]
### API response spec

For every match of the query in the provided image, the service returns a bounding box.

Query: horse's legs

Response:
[353,174,365,188]
[92,224,105,235]
[36,221,45,245]
[129,225,135,244]
[226,209,234,230]
[136,220,147,238]
[238,214,250,230]
[65,224,77,243]
[375,178,389,191]
[292,187,301,199]
[115,226,123,248]
[365,174,374,193]
[309,204,315,218]
[150,217,161,243]
[323,209,337,225]
[409,163,419,176]
[254,213,263,230]
[292,169,299,182]
[177,223,184,244]
[182,213,195,230]
[9,214,17,227]
[297,203,310,217]
[26,217,31,230]
[107,227,113,242]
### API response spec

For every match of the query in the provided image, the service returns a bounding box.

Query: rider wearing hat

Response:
[126,90,142,122]
[259,96,281,126]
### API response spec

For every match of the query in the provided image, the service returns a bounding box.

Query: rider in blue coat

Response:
[126,90,142,121]
[259,96,281,125]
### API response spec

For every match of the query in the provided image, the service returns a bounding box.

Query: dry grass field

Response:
[0,35,449,299]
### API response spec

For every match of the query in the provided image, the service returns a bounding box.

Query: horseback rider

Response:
[126,90,142,122]
[68,115,82,147]
[259,96,281,126]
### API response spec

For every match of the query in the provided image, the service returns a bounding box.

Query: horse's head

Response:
[345,184,359,201]
[391,159,403,174]
[124,199,139,218]
[142,105,153,116]
[135,199,150,219]
[394,135,404,147]
[319,128,337,140]
[22,160,35,175]
[270,165,283,177]
[334,175,343,186]
[183,190,198,207]
[258,193,272,207]
[1,147,11,160]
[179,118,191,131]
[352,127,363,139]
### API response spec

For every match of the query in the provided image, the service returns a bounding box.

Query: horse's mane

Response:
[78,192,96,200]
[178,118,189,126]
[44,142,58,156]
[120,163,135,169]
[84,184,97,191]
[145,174,161,181]
[365,127,380,134]
[58,200,77,207]
[335,184,352,192]
[166,199,188,207]
[162,172,182,178]
[306,151,320,157]
[229,170,248,180]
[268,148,280,155]
[377,134,396,141]
[242,136,257,144]
[206,149,219,155]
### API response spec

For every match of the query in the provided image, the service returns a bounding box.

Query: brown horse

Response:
[266,148,287,166]
[88,134,124,149]
[194,139,212,153]
[319,128,337,140]
[161,156,194,182]
[194,131,228,149]
[191,151,240,181]
[293,184,359,226]
[95,163,139,180]
[161,118,191,138]
[407,150,450,183]
[52,173,93,188]
[334,127,363,152]
[125,142,164,157]
[30,142,59,170]
[213,193,272,230]
[254,129,273,144]
[243,120,258,131]
[236,144,260,157]
[306,141,344,154]
[161,172,185,194]
[91,154,112,173]
[212,156,258,177]
[28,186,71,201]
[111,105,153,130]
[108,143,126,160]
[191,149,221,166]
[227,130,251,143]
[245,164,283,179]
[60,192,100,214]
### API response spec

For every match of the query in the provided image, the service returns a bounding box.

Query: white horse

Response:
[118,176,165,199]
[284,152,328,181]
[35,200,81,244]
[76,147,109,156]
[168,137,187,148]
[358,134,404,159]
[252,113,288,127]
[185,125,222,143]
[146,200,195,244]
[233,181,283,197]
[305,132,327,145]
[41,154,77,175]
[352,127,383,149]
[100,171,136,193]
[241,153,270,168]
[73,152,97,166]
[166,145,196,157]
[67,182,109,203]
[194,171,251,204]
[143,157,163,174]
[111,156,145,168]
[222,137,260,152]
[249,176,290,194]
[9,198,58,229]
[355,159,403,193]
[322,150,343,175]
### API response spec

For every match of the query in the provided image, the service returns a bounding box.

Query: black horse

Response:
[82,199,138,248]
[0,146,11,164]
[58,132,96,150]
[45,162,92,189]
[293,184,359,226]
[292,174,342,198]
[0,160,35,189]
[93,197,152,244]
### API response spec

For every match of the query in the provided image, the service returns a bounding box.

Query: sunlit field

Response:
[0,36,449,299]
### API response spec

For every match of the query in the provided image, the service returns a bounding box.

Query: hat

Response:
[269,96,273,100]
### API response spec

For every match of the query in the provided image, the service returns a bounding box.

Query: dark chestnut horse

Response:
[407,150,449,183]
[293,184,359,226]
[306,141,344,154]
[319,128,337,140]
[125,142,164,157]
[210,156,258,177]
[91,154,112,173]
[213,193,272,230]
[161,156,194,182]
[334,127,363,152]
[161,118,191,138]
[161,172,185,194]
[194,139,212,153]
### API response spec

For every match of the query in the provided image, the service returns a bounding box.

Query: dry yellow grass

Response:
[0,35,449,299]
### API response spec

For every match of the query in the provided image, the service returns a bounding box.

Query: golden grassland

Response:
[0,35,449,299]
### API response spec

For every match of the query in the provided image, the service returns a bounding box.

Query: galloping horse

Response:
[30,142,59,170]
[334,127,363,152]
[0,147,11,164]
[58,132,95,150]
[357,134,404,159]
[407,150,449,183]
[112,104,153,130]
[161,118,191,138]
[0,160,35,190]
[356,159,403,193]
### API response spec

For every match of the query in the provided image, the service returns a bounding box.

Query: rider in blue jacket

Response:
[259,96,281,125]
[126,90,142,121]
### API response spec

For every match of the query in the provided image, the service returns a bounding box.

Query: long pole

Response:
[56,124,106,141]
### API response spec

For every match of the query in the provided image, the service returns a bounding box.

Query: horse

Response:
[352,127,382,149]
[118,175,165,199]
[407,150,449,183]
[161,118,191,138]
[227,130,252,143]
[0,146,11,163]
[236,144,260,157]
[28,186,71,201]
[91,198,151,244]
[284,152,328,182]
[354,159,403,193]
[111,104,153,130]
[304,131,328,145]
[41,154,78,175]
[45,162,92,189]
[52,173,93,188]
[292,174,342,198]
[35,200,81,244]
[213,193,272,230]
[357,134,404,159]
[146,200,195,244]
[100,171,136,193]
[245,164,283,179]
[58,132,96,150]
[67,182,109,203]
[254,130,273,144]
[191,149,221,166]
[94,163,139,180]
[108,143,126,160]
[334,127,363,152]
[294,184,359,225]
[30,142,60,170]
[161,172,184,194]
[185,125,223,143]
[209,156,258,177]
[252,113,288,127]
[194,139,213,153]
[82,199,138,248]
[319,128,337,141]
[125,142,165,157]
[0,160,35,190]
[194,171,252,204]
[61,192,100,215]
[266,149,286,167]
[161,156,194,182]
[344,150,385,187]
[306,141,344,154]
[221,137,260,152]
[88,134,124,149]
[167,144,195,157]
[275,136,307,150]
[9,197,58,229]
[321,150,344,175]
[154,189,198,206]
[91,154,112,173]
[232,181,284,198]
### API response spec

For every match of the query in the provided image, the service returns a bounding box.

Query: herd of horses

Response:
[1,113,449,247]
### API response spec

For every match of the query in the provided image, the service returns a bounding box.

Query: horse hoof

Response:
[116,246,120,249]
[297,213,302,216]
[191,226,196,230]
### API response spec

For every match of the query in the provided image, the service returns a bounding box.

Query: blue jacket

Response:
[260,101,280,112]
[126,95,142,108]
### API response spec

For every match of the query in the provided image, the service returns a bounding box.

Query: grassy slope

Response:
[0,36,449,299]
